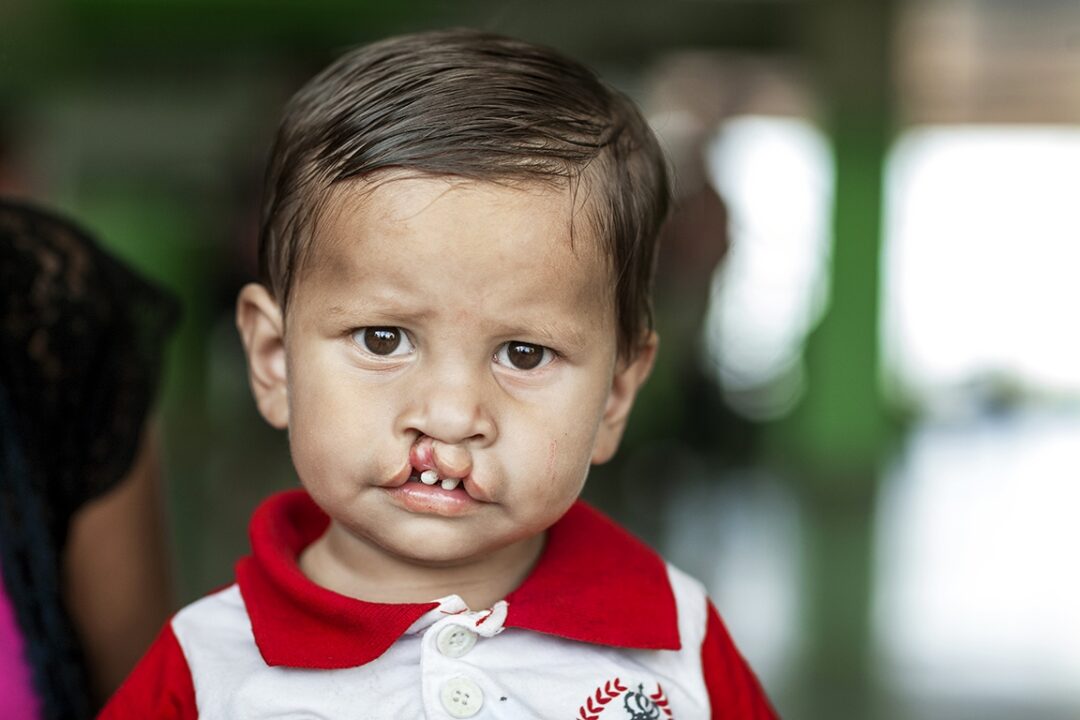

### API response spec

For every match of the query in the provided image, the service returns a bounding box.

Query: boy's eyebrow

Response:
[516,320,591,351]
[324,304,359,320]
[323,302,435,323]
[325,304,358,318]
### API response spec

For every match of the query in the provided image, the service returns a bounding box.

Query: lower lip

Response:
[384,480,481,517]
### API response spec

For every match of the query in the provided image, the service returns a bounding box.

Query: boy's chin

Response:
[374,520,545,573]
[340,518,507,567]
[389,531,521,568]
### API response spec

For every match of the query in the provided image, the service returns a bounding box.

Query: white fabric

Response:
[172,565,710,719]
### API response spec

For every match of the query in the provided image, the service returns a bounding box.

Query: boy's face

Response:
[238,175,654,570]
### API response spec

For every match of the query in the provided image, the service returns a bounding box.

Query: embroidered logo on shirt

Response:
[576,678,673,720]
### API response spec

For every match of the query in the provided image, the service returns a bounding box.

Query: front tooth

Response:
[420,470,439,485]
[440,477,460,491]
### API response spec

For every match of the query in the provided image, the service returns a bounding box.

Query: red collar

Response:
[235,490,680,669]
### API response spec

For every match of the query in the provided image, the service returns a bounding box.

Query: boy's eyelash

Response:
[494,341,560,371]
[350,326,416,358]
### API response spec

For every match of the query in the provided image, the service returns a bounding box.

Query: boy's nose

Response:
[400,366,497,447]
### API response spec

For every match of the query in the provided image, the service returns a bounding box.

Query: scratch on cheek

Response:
[545,440,557,481]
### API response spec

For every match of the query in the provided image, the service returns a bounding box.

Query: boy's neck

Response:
[298,521,545,611]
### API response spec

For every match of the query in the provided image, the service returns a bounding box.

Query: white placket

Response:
[410,597,509,718]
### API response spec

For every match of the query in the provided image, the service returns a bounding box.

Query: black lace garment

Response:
[0,198,179,719]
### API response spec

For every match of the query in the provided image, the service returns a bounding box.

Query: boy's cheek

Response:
[288,425,371,499]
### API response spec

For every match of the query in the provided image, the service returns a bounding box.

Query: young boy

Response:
[101,29,777,719]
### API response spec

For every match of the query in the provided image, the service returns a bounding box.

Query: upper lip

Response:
[461,477,492,503]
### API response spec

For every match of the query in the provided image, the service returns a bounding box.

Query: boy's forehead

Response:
[283,174,619,332]
[306,173,611,273]
[280,175,619,348]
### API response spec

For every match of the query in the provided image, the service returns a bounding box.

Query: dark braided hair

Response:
[0,198,178,718]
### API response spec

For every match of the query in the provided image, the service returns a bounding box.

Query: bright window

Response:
[704,116,833,419]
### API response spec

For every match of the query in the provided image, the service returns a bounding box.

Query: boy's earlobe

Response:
[235,283,289,429]
[591,332,658,465]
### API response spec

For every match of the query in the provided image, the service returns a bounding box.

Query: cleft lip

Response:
[409,436,470,480]
[404,436,493,503]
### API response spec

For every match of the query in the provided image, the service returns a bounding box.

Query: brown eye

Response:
[495,341,552,371]
[354,327,413,356]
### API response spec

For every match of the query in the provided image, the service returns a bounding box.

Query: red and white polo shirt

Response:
[100,490,776,719]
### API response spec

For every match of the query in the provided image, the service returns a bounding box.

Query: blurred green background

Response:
[4,1,1080,718]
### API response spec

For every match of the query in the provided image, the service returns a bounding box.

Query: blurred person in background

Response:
[588,52,750,543]
[0,198,177,718]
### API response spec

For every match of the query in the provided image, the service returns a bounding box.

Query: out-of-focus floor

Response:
[657,408,1080,720]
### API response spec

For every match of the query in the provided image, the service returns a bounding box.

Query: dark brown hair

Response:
[258,28,669,358]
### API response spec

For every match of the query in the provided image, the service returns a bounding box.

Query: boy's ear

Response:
[591,332,658,465]
[235,283,289,429]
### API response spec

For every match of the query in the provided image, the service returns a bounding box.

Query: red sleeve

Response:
[98,621,197,720]
[701,601,779,719]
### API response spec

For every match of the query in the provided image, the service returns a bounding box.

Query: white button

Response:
[436,624,478,658]
[440,676,484,718]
